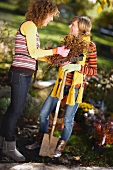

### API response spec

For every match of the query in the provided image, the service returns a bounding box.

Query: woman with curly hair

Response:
[0,0,69,162]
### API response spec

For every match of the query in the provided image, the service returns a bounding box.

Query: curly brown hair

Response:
[25,0,59,28]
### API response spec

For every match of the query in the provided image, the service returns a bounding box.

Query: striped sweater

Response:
[11,22,40,74]
[65,41,97,87]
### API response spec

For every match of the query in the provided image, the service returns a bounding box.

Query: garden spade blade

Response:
[39,134,59,157]
[39,72,67,158]
[39,134,50,157]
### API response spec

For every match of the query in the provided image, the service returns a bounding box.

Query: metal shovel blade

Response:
[39,134,59,158]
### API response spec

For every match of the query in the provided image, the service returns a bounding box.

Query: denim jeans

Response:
[0,71,32,141]
[39,85,80,142]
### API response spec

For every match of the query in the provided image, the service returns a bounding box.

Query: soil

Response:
[0,118,82,167]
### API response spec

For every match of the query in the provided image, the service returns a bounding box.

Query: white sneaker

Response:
[53,151,62,158]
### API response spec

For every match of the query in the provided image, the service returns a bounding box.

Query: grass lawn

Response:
[98,56,113,69]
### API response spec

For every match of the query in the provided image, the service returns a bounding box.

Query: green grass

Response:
[98,56,113,69]
[93,32,113,46]
[0,2,17,10]
[0,2,24,34]
[38,21,69,47]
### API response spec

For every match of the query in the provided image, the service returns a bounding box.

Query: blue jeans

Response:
[0,71,32,141]
[39,85,80,142]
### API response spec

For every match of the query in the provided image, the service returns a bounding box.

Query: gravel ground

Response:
[0,163,113,170]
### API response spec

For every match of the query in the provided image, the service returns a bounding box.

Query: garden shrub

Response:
[0,21,14,63]
[0,98,10,115]
[83,69,113,112]
[23,94,41,122]
[0,95,40,122]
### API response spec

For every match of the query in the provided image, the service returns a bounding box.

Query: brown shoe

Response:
[26,133,43,150]
[53,139,67,158]
[25,141,40,150]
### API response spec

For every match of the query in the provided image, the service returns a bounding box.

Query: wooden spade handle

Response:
[50,71,67,139]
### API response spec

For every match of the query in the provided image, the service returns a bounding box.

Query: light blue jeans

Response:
[39,85,80,142]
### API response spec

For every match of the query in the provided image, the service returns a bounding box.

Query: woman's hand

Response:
[57,46,70,57]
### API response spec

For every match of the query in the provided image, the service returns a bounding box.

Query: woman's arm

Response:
[21,21,55,59]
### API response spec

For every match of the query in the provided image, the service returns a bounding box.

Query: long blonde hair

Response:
[71,16,92,35]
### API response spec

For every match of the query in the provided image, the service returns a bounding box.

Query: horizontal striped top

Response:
[65,41,97,87]
[11,21,40,74]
